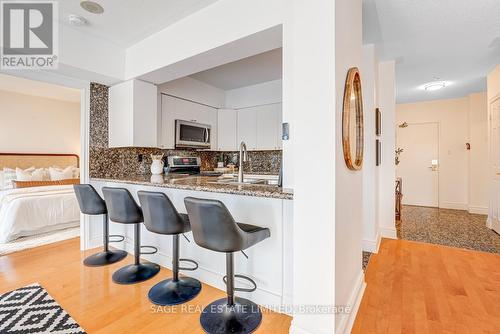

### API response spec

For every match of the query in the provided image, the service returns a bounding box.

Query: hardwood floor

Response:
[0,238,291,333]
[352,238,500,333]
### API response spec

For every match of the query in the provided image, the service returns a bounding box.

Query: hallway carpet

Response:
[397,205,500,253]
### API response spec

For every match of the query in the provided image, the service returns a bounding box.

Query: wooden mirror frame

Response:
[342,67,364,170]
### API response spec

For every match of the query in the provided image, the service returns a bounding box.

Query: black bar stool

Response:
[102,187,160,284]
[138,191,201,306]
[73,184,127,267]
[184,197,270,334]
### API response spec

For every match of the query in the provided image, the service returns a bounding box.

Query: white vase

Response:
[150,159,164,175]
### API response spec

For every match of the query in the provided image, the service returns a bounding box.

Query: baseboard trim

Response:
[289,324,315,334]
[486,216,493,229]
[468,206,488,215]
[336,272,366,334]
[362,232,381,253]
[439,202,468,210]
[379,227,397,239]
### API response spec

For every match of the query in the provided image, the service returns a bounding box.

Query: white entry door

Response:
[396,123,439,207]
[489,97,500,234]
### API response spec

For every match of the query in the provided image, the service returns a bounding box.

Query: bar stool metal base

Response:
[200,297,262,334]
[148,277,201,306]
[112,263,160,284]
[83,250,127,267]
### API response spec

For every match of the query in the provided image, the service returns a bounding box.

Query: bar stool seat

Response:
[184,197,270,334]
[73,184,127,267]
[138,191,201,306]
[102,187,160,284]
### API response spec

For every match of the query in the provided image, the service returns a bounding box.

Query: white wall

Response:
[334,1,364,333]
[396,93,488,212]
[361,44,380,252]
[0,90,80,154]
[285,0,336,333]
[468,92,489,214]
[225,79,282,109]
[126,0,284,81]
[488,65,500,102]
[157,76,225,108]
[378,61,397,238]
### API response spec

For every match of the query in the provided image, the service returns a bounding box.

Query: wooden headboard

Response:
[0,153,79,170]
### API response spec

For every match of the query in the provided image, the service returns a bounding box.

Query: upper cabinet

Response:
[108,79,158,148]
[237,103,282,150]
[217,109,238,151]
[159,94,218,149]
[237,107,258,150]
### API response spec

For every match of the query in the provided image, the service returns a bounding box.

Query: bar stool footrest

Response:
[179,258,198,271]
[109,234,125,243]
[140,245,158,255]
[223,274,257,292]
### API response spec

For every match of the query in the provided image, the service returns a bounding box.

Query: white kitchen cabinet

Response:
[108,79,158,148]
[217,109,238,151]
[237,108,258,150]
[159,94,218,149]
[237,103,282,150]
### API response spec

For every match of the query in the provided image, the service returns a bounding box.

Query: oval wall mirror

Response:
[342,67,364,170]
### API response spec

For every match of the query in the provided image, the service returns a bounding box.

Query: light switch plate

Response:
[282,123,289,140]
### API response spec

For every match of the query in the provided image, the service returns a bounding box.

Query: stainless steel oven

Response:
[175,120,211,149]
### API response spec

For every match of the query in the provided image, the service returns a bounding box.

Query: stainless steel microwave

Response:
[175,120,211,149]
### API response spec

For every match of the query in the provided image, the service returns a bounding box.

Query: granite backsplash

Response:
[89,83,281,178]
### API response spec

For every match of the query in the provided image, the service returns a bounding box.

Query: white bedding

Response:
[0,185,80,243]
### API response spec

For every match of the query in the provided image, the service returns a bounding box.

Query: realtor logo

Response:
[1,1,58,69]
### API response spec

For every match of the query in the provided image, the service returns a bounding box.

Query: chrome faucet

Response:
[238,141,248,183]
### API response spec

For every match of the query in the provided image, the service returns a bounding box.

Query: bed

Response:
[0,153,81,243]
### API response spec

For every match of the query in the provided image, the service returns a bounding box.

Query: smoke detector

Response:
[68,14,88,26]
[80,1,104,14]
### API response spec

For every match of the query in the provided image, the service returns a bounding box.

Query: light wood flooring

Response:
[0,238,291,333]
[353,238,500,333]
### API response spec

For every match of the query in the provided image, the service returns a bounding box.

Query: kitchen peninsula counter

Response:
[88,174,294,310]
[91,174,293,200]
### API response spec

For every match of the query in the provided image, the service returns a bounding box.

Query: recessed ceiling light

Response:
[421,81,448,91]
[68,14,88,26]
[80,1,104,14]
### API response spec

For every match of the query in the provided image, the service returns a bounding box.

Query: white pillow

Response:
[3,168,17,189]
[32,168,50,181]
[49,166,74,180]
[72,167,80,179]
[0,171,3,190]
[15,167,37,181]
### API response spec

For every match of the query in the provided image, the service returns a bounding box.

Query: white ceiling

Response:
[60,0,219,48]
[189,48,282,90]
[363,0,500,103]
[0,74,80,103]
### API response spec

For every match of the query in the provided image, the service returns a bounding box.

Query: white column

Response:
[361,44,380,252]
[377,61,397,238]
[285,0,336,333]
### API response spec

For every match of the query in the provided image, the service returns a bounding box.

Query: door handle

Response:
[204,128,209,143]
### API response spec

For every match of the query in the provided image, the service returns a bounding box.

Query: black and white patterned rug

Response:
[0,283,85,333]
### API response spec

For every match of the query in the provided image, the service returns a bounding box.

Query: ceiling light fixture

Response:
[80,1,104,14]
[68,14,88,26]
[424,81,446,91]
[420,79,449,92]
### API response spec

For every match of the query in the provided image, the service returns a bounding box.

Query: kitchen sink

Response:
[208,177,279,186]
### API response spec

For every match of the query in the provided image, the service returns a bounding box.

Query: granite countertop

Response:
[91,174,293,200]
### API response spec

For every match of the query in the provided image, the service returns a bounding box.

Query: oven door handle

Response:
[204,128,209,143]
